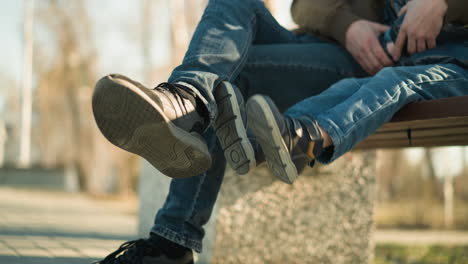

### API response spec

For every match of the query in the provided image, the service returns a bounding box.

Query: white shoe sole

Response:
[246,95,298,184]
[213,82,255,175]
[92,75,212,178]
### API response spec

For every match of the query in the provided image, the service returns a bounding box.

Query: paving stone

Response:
[47,248,82,258]
[0,246,18,256]
[4,239,36,248]
[77,247,115,258]
[15,248,52,258]
[0,187,137,263]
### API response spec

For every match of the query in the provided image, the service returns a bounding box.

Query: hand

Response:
[345,20,393,75]
[392,0,448,61]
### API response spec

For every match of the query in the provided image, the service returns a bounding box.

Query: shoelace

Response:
[154,82,194,98]
[155,82,196,114]
[154,82,195,102]
[93,239,154,264]
[155,82,208,133]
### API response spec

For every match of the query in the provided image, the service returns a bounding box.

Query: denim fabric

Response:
[285,62,468,163]
[382,0,407,25]
[152,128,225,252]
[379,0,407,58]
[153,0,365,253]
[168,0,365,122]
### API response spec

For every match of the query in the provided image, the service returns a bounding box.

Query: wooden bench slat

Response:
[391,95,468,122]
[365,125,468,141]
[357,134,468,149]
[357,96,468,149]
[378,116,468,132]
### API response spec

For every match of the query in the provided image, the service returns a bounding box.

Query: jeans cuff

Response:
[151,225,203,253]
[315,116,345,164]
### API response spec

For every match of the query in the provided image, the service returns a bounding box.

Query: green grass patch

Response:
[375,244,468,264]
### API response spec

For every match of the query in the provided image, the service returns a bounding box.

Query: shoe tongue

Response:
[143,244,163,257]
[284,118,314,171]
[148,233,191,258]
[175,87,196,104]
[171,85,209,129]
[156,83,209,130]
[285,118,305,148]
[297,117,324,160]
[290,118,304,138]
[289,119,309,153]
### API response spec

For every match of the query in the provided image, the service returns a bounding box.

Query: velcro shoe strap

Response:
[297,116,324,161]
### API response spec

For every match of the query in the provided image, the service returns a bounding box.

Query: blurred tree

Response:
[264,0,275,12]
[34,0,138,195]
[462,147,467,180]
[18,0,35,168]
[169,0,191,65]
[141,0,154,84]
[0,73,20,166]
[423,148,443,200]
[376,150,401,201]
[0,120,6,167]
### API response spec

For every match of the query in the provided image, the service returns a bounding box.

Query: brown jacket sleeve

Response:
[291,0,362,46]
[446,0,468,25]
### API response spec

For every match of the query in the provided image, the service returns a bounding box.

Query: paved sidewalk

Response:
[0,187,138,264]
[1,186,468,264]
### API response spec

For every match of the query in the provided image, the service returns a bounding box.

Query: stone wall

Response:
[212,151,376,264]
[139,151,376,263]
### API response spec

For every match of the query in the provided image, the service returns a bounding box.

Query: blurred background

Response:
[0,0,467,263]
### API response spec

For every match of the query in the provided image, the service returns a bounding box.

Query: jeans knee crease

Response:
[227,14,256,81]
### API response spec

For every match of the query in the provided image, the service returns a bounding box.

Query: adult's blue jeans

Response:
[152,0,365,252]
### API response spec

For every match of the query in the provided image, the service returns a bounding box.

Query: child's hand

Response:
[392,0,448,61]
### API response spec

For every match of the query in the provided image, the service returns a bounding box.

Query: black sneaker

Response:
[213,82,255,175]
[93,239,193,264]
[246,95,324,184]
[92,74,211,178]
[248,130,311,176]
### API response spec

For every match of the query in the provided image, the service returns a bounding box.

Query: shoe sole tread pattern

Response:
[92,76,211,178]
[213,83,255,175]
[247,95,298,184]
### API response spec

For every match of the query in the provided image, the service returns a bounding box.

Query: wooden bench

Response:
[357,95,468,149]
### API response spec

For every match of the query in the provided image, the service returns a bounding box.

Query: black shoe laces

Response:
[93,239,160,264]
[155,82,195,100]
[155,82,197,115]
[155,82,209,133]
